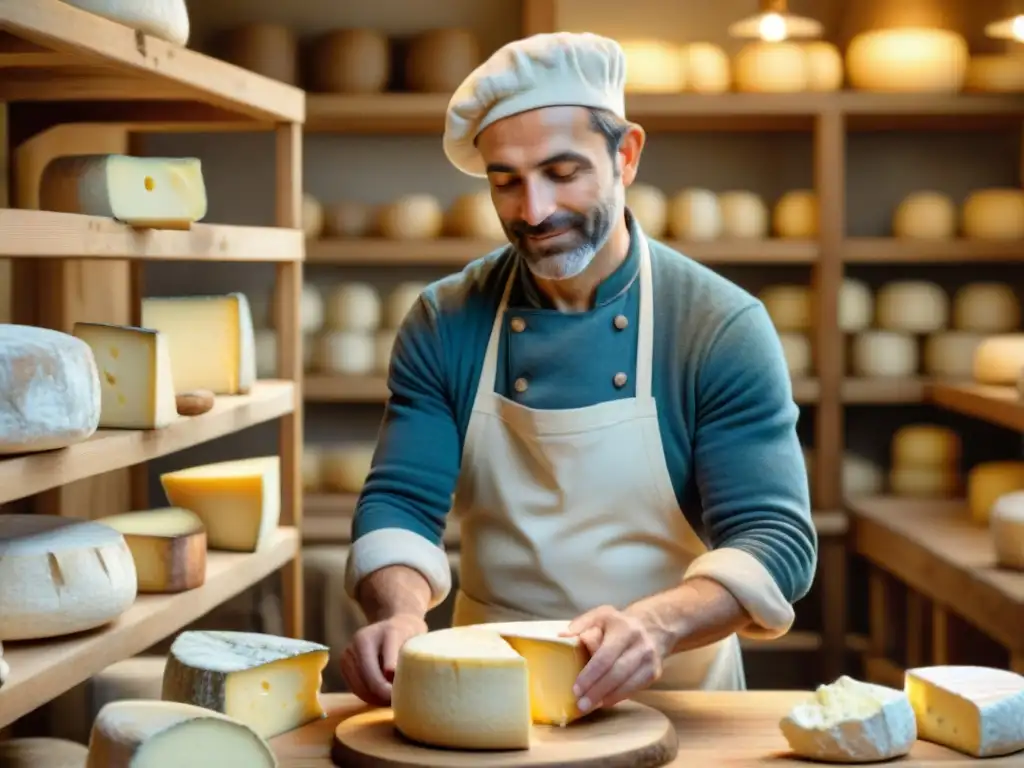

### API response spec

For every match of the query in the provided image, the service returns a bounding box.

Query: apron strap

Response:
[476,260,518,405]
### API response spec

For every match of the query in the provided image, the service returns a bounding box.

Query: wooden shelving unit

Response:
[0,0,305,733]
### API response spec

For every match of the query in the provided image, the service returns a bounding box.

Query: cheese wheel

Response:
[889,466,959,498]
[845,28,968,93]
[620,40,686,93]
[375,329,397,375]
[98,508,206,593]
[303,446,322,492]
[405,29,481,93]
[325,283,382,332]
[802,41,844,91]
[953,283,1020,333]
[314,331,375,375]
[891,425,960,468]
[377,194,444,240]
[0,738,89,767]
[445,192,505,240]
[323,201,376,238]
[0,324,102,454]
[844,454,884,498]
[760,285,811,332]
[63,0,190,46]
[734,42,809,92]
[875,281,948,333]
[308,29,389,94]
[626,183,668,238]
[969,462,1024,525]
[840,279,873,333]
[302,194,324,239]
[386,282,428,329]
[218,23,297,85]
[965,55,1024,93]
[254,329,276,378]
[991,491,1024,569]
[772,190,818,239]
[850,332,919,377]
[297,283,325,334]
[668,189,722,240]
[972,334,1024,385]
[778,332,812,377]
[322,445,376,493]
[893,191,957,239]
[681,43,730,93]
[962,189,1024,240]
[0,515,137,641]
[923,332,985,379]
[719,191,768,238]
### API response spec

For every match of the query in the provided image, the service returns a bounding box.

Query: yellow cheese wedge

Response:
[98,508,206,593]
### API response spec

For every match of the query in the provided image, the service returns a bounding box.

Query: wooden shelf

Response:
[0,210,303,261]
[0,526,299,728]
[842,378,929,404]
[843,238,1024,263]
[929,382,1024,431]
[0,380,294,505]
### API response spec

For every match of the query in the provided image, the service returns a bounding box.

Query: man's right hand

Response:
[340,613,428,706]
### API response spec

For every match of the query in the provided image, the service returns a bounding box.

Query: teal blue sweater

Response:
[352,214,817,604]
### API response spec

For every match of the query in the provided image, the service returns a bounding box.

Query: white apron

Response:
[449,232,745,691]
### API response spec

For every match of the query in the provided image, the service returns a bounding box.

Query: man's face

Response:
[476,106,622,281]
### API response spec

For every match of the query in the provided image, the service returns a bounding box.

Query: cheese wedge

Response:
[161,630,329,739]
[159,457,280,552]
[0,738,89,768]
[62,0,191,46]
[40,154,207,229]
[98,508,206,593]
[86,699,276,768]
[73,322,178,430]
[141,293,256,395]
[497,623,590,726]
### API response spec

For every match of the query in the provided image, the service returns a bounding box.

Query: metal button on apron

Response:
[613,314,629,330]
[514,377,529,393]
[613,372,628,388]
[510,317,526,333]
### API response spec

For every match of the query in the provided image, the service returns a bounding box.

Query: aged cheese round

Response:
[323,201,376,238]
[840,279,873,333]
[668,189,722,240]
[63,0,190,46]
[760,285,811,332]
[314,331,375,375]
[375,329,397,375]
[973,334,1024,385]
[218,23,298,85]
[968,461,1024,525]
[626,183,668,237]
[953,282,1020,332]
[923,332,985,379]
[303,446,322,492]
[875,281,948,333]
[308,29,389,94]
[778,333,812,377]
[0,738,89,767]
[377,195,445,240]
[889,466,959,498]
[322,445,376,493]
[0,324,102,454]
[990,491,1024,569]
[0,514,137,640]
[386,282,428,329]
[405,29,481,93]
[892,424,960,468]
[965,55,1024,93]
[325,283,382,332]
[893,191,956,239]
[845,28,968,92]
[962,189,1024,240]
[802,41,844,91]
[302,194,324,239]
[772,190,818,239]
[299,284,325,333]
[445,192,505,240]
[850,332,918,377]
[620,40,686,93]
[719,191,768,238]
[681,43,730,93]
[734,42,809,92]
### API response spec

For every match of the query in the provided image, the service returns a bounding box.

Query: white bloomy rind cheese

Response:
[62,0,191,46]
[391,620,589,750]
[779,675,916,763]
[0,324,101,454]
[86,699,277,768]
[98,508,207,593]
[162,630,329,739]
[73,322,179,430]
[905,665,1024,757]
[39,154,207,228]
[0,514,137,641]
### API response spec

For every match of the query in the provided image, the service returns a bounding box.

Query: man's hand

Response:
[340,613,427,706]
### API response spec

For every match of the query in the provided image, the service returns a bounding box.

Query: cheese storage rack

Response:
[0,0,306,731]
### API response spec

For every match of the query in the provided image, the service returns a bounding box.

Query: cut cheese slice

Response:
[991,491,1024,570]
[73,322,178,430]
[86,699,276,768]
[0,324,102,454]
[62,0,190,46]
[779,675,917,763]
[162,630,329,739]
[905,665,1024,757]
[40,154,206,228]
[0,514,137,641]
[141,293,256,395]
[98,508,206,593]
[0,737,89,767]
[159,457,280,552]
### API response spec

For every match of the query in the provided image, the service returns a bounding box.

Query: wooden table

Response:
[269,691,1020,767]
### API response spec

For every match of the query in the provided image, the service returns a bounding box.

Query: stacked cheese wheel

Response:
[893,188,1024,241]
[759,284,814,377]
[888,424,960,498]
[304,441,378,495]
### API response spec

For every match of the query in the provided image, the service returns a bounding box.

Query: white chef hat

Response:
[443,32,627,177]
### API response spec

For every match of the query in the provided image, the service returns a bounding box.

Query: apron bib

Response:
[449,231,744,691]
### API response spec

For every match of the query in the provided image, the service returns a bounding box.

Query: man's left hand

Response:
[561,605,672,715]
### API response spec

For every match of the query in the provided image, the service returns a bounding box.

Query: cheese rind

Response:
[0,737,89,768]
[162,630,328,739]
[905,665,1024,757]
[40,154,206,228]
[98,508,206,593]
[62,0,191,46]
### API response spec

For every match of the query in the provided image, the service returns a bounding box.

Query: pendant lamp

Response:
[728,0,823,42]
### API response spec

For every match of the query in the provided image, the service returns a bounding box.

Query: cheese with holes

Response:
[325,283,381,332]
[620,40,686,93]
[893,191,956,239]
[889,466,959,498]
[923,332,985,379]
[0,514,137,641]
[973,335,1024,385]
[773,190,818,238]
[385,282,427,329]
[733,42,808,93]
[40,154,206,228]
[851,332,918,377]
[846,28,968,93]
[141,293,256,395]
[446,192,505,240]
[953,283,1019,333]
[719,191,768,238]
[322,445,375,493]
[681,43,730,93]
[63,0,189,46]
[840,279,873,332]
[626,183,668,238]
[962,189,1024,240]
[891,425,960,468]
[760,285,811,332]
[780,676,916,763]
[98,508,206,593]
[0,738,89,768]
[377,195,444,240]
[73,322,178,430]
[967,461,1024,525]
[160,457,280,552]
[86,699,276,768]
[0,324,101,454]
[905,666,1024,757]
[876,281,948,333]
[991,491,1024,569]
[314,331,375,375]
[162,630,329,739]
[668,189,722,241]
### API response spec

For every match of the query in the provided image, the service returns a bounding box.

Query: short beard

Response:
[511,193,620,281]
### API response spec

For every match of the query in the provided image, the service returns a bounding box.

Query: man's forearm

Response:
[356,565,433,623]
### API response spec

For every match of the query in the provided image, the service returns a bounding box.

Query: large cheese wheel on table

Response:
[845,28,968,92]
[308,29,389,93]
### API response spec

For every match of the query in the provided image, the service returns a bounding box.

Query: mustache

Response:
[509,212,588,239]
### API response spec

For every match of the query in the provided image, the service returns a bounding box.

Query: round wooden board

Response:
[330,701,678,768]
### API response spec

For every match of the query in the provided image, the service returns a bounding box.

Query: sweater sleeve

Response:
[681,302,818,639]
[343,294,462,608]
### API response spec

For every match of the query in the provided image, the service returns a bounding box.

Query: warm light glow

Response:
[985,14,1024,42]
[728,11,823,41]
[759,12,786,42]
